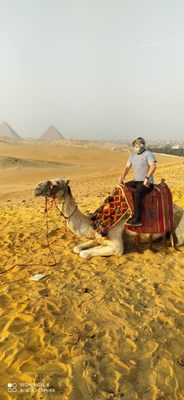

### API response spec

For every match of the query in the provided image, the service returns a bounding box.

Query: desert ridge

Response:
[0,140,184,399]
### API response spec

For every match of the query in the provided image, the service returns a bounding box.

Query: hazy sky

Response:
[0,0,184,141]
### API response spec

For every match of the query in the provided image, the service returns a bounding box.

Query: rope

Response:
[0,198,57,276]
[44,197,57,265]
[52,198,77,233]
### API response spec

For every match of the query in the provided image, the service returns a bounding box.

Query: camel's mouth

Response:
[34,187,47,197]
[34,182,51,197]
[34,187,44,197]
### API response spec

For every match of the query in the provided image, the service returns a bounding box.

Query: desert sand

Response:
[0,139,184,400]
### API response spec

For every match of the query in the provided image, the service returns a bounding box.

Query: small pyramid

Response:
[40,125,64,141]
[0,121,22,140]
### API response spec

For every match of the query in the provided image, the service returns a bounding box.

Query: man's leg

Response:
[125,180,137,189]
[125,181,138,222]
[134,184,154,222]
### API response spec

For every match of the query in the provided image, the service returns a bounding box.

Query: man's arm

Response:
[143,161,157,186]
[118,162,132,184]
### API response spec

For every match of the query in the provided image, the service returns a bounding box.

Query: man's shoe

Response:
[126,217,134,225]
[131,220,142,227]
[126,218,142,227]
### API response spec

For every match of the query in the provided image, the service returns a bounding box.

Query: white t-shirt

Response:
[128,149,157,183]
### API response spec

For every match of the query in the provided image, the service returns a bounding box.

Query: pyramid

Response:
[40,125,64,141]
[0,121,22,140]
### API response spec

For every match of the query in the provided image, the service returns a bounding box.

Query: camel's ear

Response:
[66,179,70,186]
[54,179,66,187]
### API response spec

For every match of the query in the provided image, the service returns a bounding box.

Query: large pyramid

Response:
[40,125,64,141]
[0,121,22,140]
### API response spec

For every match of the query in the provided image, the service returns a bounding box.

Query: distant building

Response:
[40,125,64,141]
[0,121,22,140]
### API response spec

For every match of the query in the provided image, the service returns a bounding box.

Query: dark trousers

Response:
[126,180,154,221]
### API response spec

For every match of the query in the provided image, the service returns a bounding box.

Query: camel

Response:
[34,179,184,258]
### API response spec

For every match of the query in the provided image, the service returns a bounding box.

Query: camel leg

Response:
[79,245,120,259]
[73,240,96,254]
[135,234,144,253]
[149,234,159,253]
[170,232,180,251]
[162,233,170,254]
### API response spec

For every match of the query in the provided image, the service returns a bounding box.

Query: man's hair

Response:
[132,137,145,146]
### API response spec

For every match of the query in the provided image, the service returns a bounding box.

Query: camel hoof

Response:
[73,246,81,254]
[79,250,91,259]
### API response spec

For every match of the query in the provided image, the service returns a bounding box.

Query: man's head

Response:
[132,137,146,154]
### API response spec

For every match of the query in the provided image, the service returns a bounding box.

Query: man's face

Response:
[133,139,145,153]
[135,139,143,146]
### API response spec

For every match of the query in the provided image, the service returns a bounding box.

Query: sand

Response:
[0,140,184,400]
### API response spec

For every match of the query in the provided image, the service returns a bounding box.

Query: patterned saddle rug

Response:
[90,186,129,237]
[90,182,173,237]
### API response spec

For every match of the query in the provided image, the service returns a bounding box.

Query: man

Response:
[119,137,157,227]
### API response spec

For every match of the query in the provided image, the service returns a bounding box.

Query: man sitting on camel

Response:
[119,137,157,227]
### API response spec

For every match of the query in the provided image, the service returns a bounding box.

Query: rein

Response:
[43,195,77,263]
[0,185,77,276]
[46,180,77,231]
[52,198,77,222]
[44,197,57,265]
[45,193,77,234]
[0,198,59,276]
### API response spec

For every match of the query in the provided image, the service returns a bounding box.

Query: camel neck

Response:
[62,191,77,218]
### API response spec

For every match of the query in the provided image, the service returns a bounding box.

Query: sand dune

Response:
[0,140,184,399]
[0,156,76,169]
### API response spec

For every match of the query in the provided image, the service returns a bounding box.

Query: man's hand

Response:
[118,176,125,185]
[119,163,132,185]
[143,178,150,187]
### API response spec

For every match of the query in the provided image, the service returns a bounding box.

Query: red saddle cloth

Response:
[123,182,174,234]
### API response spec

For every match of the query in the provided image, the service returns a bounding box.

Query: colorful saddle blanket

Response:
[90,182,173,237]
[90,186,128,237]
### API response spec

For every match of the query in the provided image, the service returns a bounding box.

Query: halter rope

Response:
[52,198,77,232]
[43,191,77,263]
[46,180,78,232]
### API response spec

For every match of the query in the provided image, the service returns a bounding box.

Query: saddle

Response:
[123,181,173,234]
[90,181,173,237]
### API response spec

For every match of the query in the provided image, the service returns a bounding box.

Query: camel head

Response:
[34,178,70,200]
